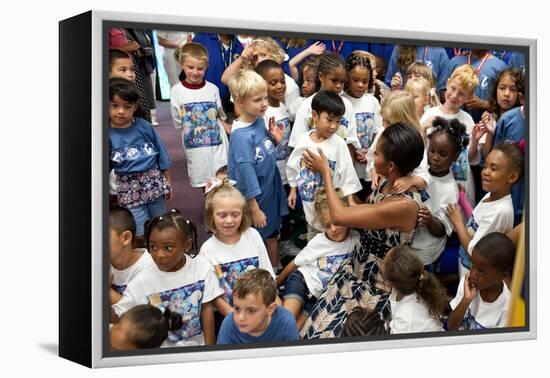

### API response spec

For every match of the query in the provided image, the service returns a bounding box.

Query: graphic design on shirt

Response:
[463,309,485,330]
[179,101,221,149]
[147,281,205,342]
[111,284,127,295]
[255,138,276,162]
[479,75,489,90]
[214,256,260,305]
[459,215,479,269]
[274,118,291,161]
[111,143,158,165]
[297,159,337,202]
[451,148,469,182]
[317,251,353,289]
[355,112,376,148]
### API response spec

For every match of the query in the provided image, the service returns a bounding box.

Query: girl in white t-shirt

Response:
[381,246,448,334]
[112,209,224,347]
[446,142,522,279]
[200,179,276,316]
[278,188,360,329]
[342,53,382,201]
[448,232,515,330]
[412,117,469,266]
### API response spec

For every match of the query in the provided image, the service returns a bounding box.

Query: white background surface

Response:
[1,0,546,376]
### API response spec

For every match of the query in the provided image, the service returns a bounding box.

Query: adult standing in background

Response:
[157,31,193,87]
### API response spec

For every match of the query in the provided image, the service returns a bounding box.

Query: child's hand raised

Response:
[390,72,402,91]
[464,272,478,302]
[471,122,487,142]
[481,111,496,134]
[306,41,326,56]
[240,46,256,65]
[268,116,284,145]
[446,203,464,227]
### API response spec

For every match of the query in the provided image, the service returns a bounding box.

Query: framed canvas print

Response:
[59,10,536,368]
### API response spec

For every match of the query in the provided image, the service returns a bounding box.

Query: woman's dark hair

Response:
[121,304,183,349]
[318,51,346,77]
[341,307,388,337]
[144,209,198,257]
[397,45,417,72]
[346,53,374,91]
[311,90,345,117]
[489,68,525,120]
[384,246,449,320]
[255,59,283,79]
[378,123,424,176]
[428,116,470,156]
[492,141,525,179]
[474,232,516,275]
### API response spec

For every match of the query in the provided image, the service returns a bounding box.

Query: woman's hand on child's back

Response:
[303,148,330,176]
[355,149,368,164]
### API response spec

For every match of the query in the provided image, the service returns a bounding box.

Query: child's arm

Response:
[418,206,447,238]
[221,46,255,86]
[268,116,284,145]
[162,169,172,200]
[481,112,497,159]
[248,197,267,228]
[276,261,298,286]
[201,300,216,345]
[288,41,326,81]
[446,203,472,252]
[468,123,486,163]
[447,273,477,330]
[394,175,428,193]
[213,296,233,317]
[287,187,297,210]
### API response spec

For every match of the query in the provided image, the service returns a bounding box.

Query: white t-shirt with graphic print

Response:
[389,290,444,334]
[200,228,275,305]
[286,130,361,231]
[112,254,224,347]
[294,230,360,298]
[170,81,228,187]
[110,249,155,295]
[450,276,510,329]
[288,92,360,149]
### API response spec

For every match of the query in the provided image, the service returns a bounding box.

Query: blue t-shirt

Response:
[191,33,244,100]
[109,117,171,174]
[385,46,451,92]
[228,119,289,239]
[507,51,526,75]
[274,38,316,76]
[318,40,363,60]
[492,107,525,226]
[217,306,300,344]
[369,43,395,65]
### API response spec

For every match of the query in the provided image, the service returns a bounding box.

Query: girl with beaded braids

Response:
[381,245,448,333]
[342,53,382,201]
[412,116,469,268]
[111,209,224,347]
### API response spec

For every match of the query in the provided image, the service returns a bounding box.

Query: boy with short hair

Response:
[109,49,136,82]
[447,232,516,330]
[217,269,299,344]
[227,70,289,270]
[170,42,229,189]
[286,90,361,238]
[420,64,479,205]
[109,207,154,305]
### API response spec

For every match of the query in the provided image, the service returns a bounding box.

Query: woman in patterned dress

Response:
[300,123,425,339]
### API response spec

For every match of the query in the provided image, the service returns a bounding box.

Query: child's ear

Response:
[507,170,520,185]
[121,230,133,247]
[183,238,193,252]
[266,301,277,316]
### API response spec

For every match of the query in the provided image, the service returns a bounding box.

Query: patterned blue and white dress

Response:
[300,178,421,339]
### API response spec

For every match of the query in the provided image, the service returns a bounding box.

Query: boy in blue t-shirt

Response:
[217,269,300,344]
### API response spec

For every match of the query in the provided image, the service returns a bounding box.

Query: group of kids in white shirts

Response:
[107,35,526,350]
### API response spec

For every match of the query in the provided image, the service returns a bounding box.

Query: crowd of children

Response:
[107,31,526,350]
